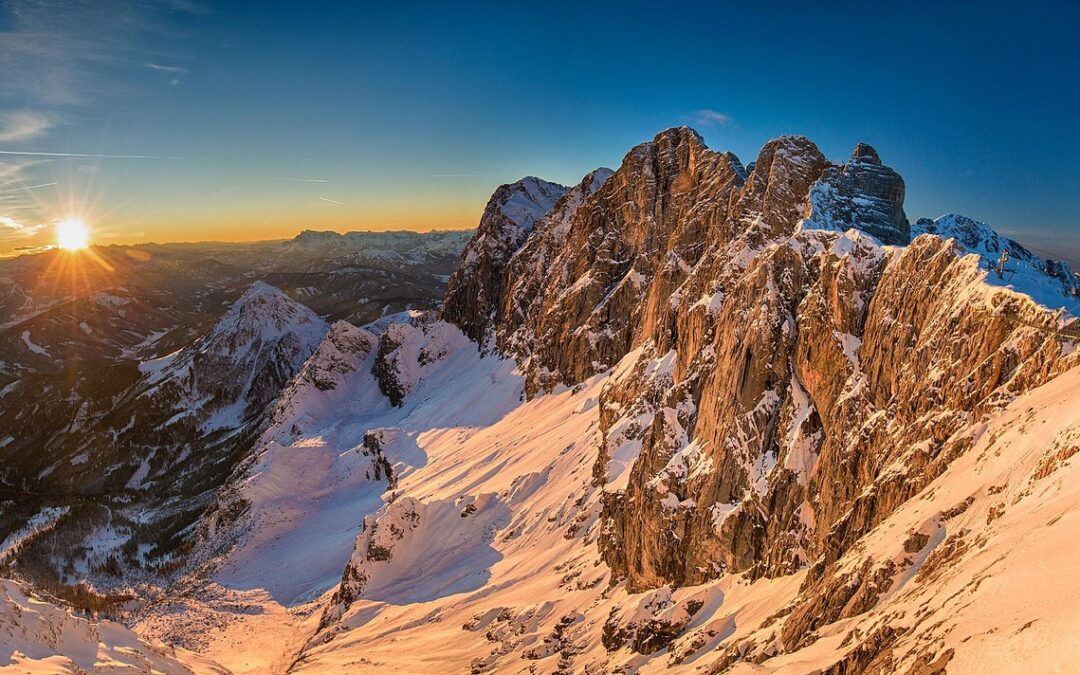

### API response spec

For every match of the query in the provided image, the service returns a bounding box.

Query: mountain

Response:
[284,229,472,272]
[0,228,471,332]
[0,282,329,595]
[309,128,1078,672]
[443,176,572,345]
[3,128,1079,673]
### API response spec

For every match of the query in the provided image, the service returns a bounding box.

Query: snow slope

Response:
[292,359,1080,673]
[723,362,1080,673]
[136,318,526,673]
[0,579,225,674]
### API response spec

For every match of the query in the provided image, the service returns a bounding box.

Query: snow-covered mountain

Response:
[3,128,1080,674]
[0,282,333,593]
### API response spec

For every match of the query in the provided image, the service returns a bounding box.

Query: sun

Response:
[56,218,91,251]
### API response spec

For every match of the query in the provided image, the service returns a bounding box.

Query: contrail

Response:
[0,150,177,159]
[319,196,345,206]
[19,182,56,190]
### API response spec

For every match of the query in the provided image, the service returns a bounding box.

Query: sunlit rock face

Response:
[496,126,752,395]
[442,126,1079,596]
[249,128,1079,673]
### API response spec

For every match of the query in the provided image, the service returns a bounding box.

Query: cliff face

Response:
[442,126,1079,597]
[496,127,751,395]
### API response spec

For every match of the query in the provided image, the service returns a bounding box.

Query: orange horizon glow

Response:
[1,218,479,258]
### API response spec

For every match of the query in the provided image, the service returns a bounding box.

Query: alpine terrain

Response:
[3,128,1080,674]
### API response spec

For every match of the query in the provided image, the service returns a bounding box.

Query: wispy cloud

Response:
[0,1,195,107]
[319,196,345,206]
[692,109,733,127]
[0,111,54,143]
[0,150,176,159]
[146,62,188,74]
[0,214,45,239]
[2,244,53,257]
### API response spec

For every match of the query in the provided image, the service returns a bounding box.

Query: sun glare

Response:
[56,218,90,251]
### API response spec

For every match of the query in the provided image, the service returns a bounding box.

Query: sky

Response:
[0,0,1078,264]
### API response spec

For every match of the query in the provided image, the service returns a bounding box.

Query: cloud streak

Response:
[692,109,733,126]
[0,214,45,239]
[18,182,57,190]
[146,62,188,74]
[0,150,177,159]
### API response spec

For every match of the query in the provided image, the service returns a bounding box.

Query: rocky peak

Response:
[202,281,325,359]
[914,213,1080,303]
[850,142,881,165]
[291,321,376,393]
[148,281,330,430]
[486,176,568,241]
[488,127,751,393]
[624,126,707,177]
[731,135,828,241]
[800,142,909,245]
[441,176,568,346]
[913,213,1017,257]
[581,166,616,194]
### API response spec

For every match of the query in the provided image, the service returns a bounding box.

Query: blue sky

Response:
[0,0,1078,263]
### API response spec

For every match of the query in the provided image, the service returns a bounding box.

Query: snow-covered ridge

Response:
[912,213,1080,314]
[139,281,329,429]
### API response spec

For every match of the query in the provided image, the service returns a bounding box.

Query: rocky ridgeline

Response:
[442,125,1080,633]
